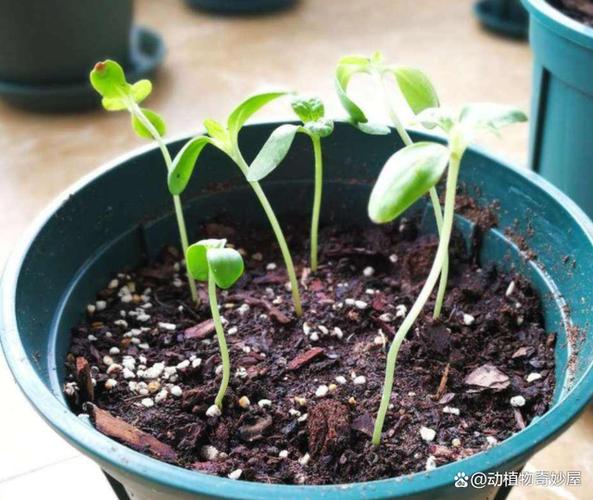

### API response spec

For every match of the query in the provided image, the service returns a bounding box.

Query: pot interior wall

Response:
[13,123,592,426]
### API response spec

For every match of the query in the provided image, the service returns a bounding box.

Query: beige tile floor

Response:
[0,0,590,498]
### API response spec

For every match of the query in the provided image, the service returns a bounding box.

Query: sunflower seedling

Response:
[335,51,451,317]
[369,102,527,445]
[168,92,303,316]
[90,60,199,303]
[246,96,334,271]
[185,239,244,410]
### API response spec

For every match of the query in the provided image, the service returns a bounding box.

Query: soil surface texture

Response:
[64,216,555,484]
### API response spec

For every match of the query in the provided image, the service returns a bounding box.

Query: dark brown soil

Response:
[64,216,555,485]
[550,0,593,26]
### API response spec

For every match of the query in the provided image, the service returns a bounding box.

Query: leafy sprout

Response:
[89,60,199,304]
[167,92,303,316]
[246,95,334,271]
[369,102,527,445]
[186,238,244,410]
[335,51,449,321]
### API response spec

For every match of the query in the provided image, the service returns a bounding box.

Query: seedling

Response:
[369,102,527,445]
[247,96,334,271]
[335,52,450,318]
[167,93,303,316]
[90,60,199,304]
[185,238,244,409]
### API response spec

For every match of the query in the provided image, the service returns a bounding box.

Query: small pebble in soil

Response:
[104,379,118,390]
[420,426,436,442]
[299,453,311,466]
[451,438,461,447]
[96,300,107,311]
[506,281,516,297]
[462,313,475,326]
[395,304,407,317]
[279,450,289,459]
[170,386,183,397]
[206,404,222,417]
[510,395,526,407]
[155,389,168,403]
[109,347,120,356]
[379,312,394,322]
[87,334,97,342]
[354,300,368,310]
[141,398,154,408]
[389,253,398,263]
[315,385,329,398]
[425,455,437,471]
[486,436,498,446]
[86,304,96,315]
[294,396,307,407]
[158,322,177,331]
[352,375,367,385]
[363,266,375,277]
[258,399,272,408]
[238,396,250,408]
[335,375,347,385]
[443,406,460,416]
[107,364,123,375]
[201,445,220,461]
[526,372,542,383]
[266,262,277,271]
[332,327,344,339]
[297,413,308,422]
[228,469,242,480]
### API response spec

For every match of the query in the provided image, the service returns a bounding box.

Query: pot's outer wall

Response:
[0,0,132,83]
[2,123,593,499]
[523,0,593,219]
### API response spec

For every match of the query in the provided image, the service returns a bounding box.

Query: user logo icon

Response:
[454,472,469,488]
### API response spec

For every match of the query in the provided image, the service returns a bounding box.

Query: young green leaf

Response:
[335,61,370,125]
[246,124,299,182]
[131,80,152,104]
[389,66,440,114]
[368,142,450,224]
[227,92,287,143]
[459,103,527,133]
[355,120,391,136]
[207,248,245,289]
[291,96,325,123]
[168,136,213,195]
[204,118,230,146]
[186,239,226,282]
[131,108,166,139]
[415,107,457,134]
[90,60,128,99]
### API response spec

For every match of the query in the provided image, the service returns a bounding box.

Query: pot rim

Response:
[522,0,593,50]
[2,123,593,498]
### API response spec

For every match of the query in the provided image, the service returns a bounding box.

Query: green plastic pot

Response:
[2,122,593,499]
[523,0,593,219]
[474,0,529,39]
[0,0,133,84]
[184,0,296,14]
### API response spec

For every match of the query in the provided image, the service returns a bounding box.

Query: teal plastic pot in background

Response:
[522,0,593,219]
[2,122,593,499]
[0,0,165,112]
[474,0,529,39]
[184,0,296,15]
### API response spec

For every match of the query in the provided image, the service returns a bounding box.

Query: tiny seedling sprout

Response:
[167,93,303,316]
[185,238,244,409]
[89,60,199,304]
[335,52,453,319]
[368,101,527,445]
[246,95,334,271]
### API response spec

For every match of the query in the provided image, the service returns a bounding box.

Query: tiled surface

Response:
[0,0,589,498]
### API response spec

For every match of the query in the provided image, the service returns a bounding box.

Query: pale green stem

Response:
[128,102,199,304]
[310,135,323,272]
[372,152,461,445]
[208,274,230,409]
[233,152,303,316]
[376,72,448,319]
